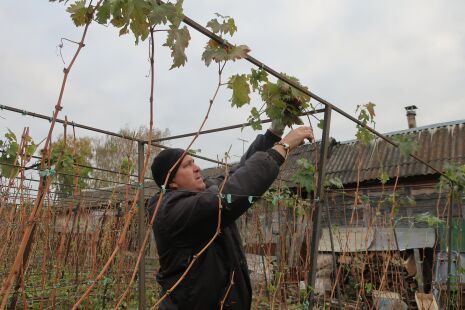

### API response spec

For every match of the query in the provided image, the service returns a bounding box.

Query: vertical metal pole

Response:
[138,141,146,310]
[446,188,454,309]
[324,199,343,310]
[308,106,332,308]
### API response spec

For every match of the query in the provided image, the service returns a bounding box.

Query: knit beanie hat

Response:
[151,148,185,188]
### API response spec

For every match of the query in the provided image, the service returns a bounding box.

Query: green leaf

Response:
[228,74,250,107]
[356,126,374,145]
[415,213,445,226]
[5,129,16,142]
[317,119,324,129]
[6,141,18,157]
[291,158,316,193]
[201,41,249,66]
[249,68,268,90]
[148,1,176,25]
[95,1,111,24]
[206,18,222,34]
[172,0,184,28]
[164,25,190,69]
[226,17,237,36]
[247,107,262,130]
[201,40,226,66]
[379,170,389,184]
[392,134,419,157]
[439,163,465,193]
[325,177,343,189]
[25,143,37,158]
[128,0,152,44]
[0,156,19,178]
[206,16,237,36]
[355,102,376,145]
[66,0,91,27]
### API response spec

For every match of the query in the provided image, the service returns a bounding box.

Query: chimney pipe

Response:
[405,105,418,129]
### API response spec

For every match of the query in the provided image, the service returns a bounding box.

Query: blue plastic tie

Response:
[39,168,56,177]
[161,185,166,193]
[248,196,253,204]
[226,194,232,204]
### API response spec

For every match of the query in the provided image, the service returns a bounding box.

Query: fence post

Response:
[308,105,332,308]
[138,141,146,310]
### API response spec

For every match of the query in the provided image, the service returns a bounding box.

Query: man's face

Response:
[170,155,206,192]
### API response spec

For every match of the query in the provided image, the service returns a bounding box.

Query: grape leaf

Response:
[249,68,268,90]
[379,170,389,184]
[164,25,191,69]
[67,0,91,27]
[202,41,249,66]
[128,0,152,44]
[227,17,237,36]
[206,16,237,35]
[206,19,222,34]
[247,107,262,130]
[201,40,226,66]
[148,1,176,26]
[227,44,250,61]
[228,74,250,107]
[392,134,419,157]
[325,177,344,189]
[95,0,111,24]
[366,101,376,119]
[291,158,316,193]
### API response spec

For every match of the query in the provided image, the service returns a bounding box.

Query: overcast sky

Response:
[1,0,464,169]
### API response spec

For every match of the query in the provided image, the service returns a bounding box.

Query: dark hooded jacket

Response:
[147,130,282,309]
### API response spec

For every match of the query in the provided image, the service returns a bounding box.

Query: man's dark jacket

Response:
[147,130,282,309]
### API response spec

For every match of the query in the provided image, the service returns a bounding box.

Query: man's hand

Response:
[272,126,314,157]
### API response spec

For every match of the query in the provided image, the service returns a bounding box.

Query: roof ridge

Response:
[340,118,465,145]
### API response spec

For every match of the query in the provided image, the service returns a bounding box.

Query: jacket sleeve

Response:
[238,129,281,167]
[203,129,281,187]
[162,150,281,247]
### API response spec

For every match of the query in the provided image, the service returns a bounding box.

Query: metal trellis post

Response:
[308,105,332,308]
[446,187,455,309]
[138,141,146,310]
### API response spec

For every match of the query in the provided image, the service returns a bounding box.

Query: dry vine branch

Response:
[0,1,102,308]
[220,271,235,310]
[114,26,158,309]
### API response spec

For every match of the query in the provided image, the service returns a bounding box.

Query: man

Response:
[148,125,313,309]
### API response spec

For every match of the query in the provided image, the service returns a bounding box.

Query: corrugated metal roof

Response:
[279,119,465,185]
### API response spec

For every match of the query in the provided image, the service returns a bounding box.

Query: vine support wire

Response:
[138,141,147,310]
[307,105,332,307]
